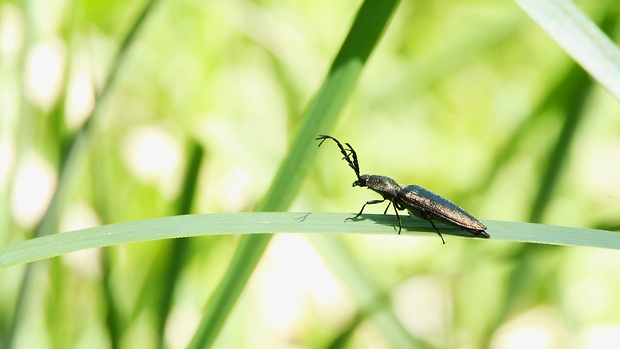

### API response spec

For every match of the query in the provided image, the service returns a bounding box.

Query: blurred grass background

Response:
[1,0,620,348]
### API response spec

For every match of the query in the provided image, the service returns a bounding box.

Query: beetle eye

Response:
[352,179,366,187]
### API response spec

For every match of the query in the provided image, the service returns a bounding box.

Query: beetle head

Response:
[352,174,369,188]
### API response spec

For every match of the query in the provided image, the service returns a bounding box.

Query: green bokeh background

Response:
[1,0,620,348]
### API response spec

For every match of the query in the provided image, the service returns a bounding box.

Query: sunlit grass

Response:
[1,0,620,348]
[1,213,619,270]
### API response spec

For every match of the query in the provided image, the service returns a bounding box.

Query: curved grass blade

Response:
[1,213,620,269]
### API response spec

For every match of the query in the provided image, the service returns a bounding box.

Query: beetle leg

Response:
[414,209,446,244]
[347,199,386,221]
[383,201,391,214]
[348,199,403,235]
[428,219,446,245]
[391,200,402,235]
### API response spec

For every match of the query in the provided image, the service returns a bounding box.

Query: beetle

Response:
[316,134,489,244]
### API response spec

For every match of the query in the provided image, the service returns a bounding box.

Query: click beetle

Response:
[316,134,489,244]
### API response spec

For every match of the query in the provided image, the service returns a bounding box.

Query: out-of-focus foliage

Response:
[1,0,620,348]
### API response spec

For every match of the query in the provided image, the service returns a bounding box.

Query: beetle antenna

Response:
[344,142,360,178]
[316,135,361,179]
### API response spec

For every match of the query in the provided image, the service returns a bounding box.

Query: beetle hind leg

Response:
[428,220,446,245]
[414,208,446,244]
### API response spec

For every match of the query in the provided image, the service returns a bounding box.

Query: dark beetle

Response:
[316,134,489,244]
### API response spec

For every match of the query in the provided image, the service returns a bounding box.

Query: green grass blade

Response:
[37,0,163,241]
[4,1,163,348]
[310,235,434,349]
[515,0,620,100]
[152,140,204,349]
[476,61,582,194]
[480,62,594,346]
[1,213,619,269]
[528,66,591,223]
[187,1,401,348]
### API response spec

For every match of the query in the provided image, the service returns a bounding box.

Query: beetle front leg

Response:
[347,199,386,221]
[383,201,392,214]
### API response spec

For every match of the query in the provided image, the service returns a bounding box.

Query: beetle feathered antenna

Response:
[344,142,360,177]
[316,135,361,179]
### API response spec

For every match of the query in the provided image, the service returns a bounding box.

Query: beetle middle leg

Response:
[392,201,402,235]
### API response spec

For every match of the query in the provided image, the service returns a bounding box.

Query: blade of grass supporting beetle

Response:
[186,1,401,348]
[2,214,620,269]
[515,0,620,101]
